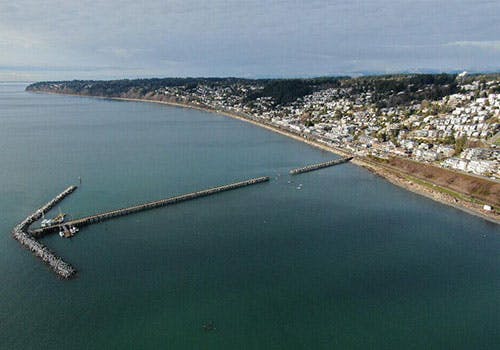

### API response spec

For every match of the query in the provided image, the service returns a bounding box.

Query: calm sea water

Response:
[0,83,498,349]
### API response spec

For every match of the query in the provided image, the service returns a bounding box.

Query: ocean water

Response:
[0,83,498,349]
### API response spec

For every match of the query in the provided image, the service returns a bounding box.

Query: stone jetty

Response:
[12,229,76,278]
[11,186,77,279]
[289,157,353,175]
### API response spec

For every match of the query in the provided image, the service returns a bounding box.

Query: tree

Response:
[443,135,455,145]
[455,135,468,155]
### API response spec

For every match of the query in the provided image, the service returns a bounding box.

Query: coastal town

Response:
[27,74,500,220]
[153,74,499,180]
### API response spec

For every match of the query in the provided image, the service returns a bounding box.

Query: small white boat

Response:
[42,208,66,227]
[41,219,53,228]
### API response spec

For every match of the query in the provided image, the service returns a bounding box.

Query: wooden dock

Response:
[30,176,270,237]
[289,157,353,175]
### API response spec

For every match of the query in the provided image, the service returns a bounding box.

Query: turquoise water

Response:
[0,83,498,349]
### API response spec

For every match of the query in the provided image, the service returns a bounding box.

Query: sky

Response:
[1,0,499,81]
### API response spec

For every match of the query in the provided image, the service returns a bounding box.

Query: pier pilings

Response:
[289,157,353,175]
[30,177,270,237]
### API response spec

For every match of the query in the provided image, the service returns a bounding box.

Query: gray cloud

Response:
[447,41,500,51]
[0,0,499,80]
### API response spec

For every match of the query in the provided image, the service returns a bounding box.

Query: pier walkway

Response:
[289,157,353,175]
[30,176,270,238]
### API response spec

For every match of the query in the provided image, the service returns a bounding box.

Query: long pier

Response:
[12,186,78,279]
[30,176,270,238]
[14,177,269,278]
[289,157,353,175]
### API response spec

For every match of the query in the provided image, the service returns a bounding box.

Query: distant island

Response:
[27,74,500,223]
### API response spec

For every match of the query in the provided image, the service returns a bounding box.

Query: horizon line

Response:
[4,69,500,84]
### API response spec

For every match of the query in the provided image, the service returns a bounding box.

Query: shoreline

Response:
[30,91,499,225]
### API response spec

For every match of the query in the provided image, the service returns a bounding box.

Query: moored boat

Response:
[52,212,66,225]
[59,225,78,238]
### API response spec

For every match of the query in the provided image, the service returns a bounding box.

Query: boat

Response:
[59,225,77,238]
[59,225,68,237]
[202,321,216,332]
[43,209,66,227]
[40,212,51,227]
[52,212,66,225]
[41,218,53,227]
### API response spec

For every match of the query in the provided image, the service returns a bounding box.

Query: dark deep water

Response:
[1,83,498,349]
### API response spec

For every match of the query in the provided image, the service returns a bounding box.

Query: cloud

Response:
[0,29,43,49]
[1,1,500,80]
[446,41,500,51]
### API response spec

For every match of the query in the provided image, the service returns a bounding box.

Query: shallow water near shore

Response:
[1,83,499,349]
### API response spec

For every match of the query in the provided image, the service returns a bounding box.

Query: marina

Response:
[11,186,78,278]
